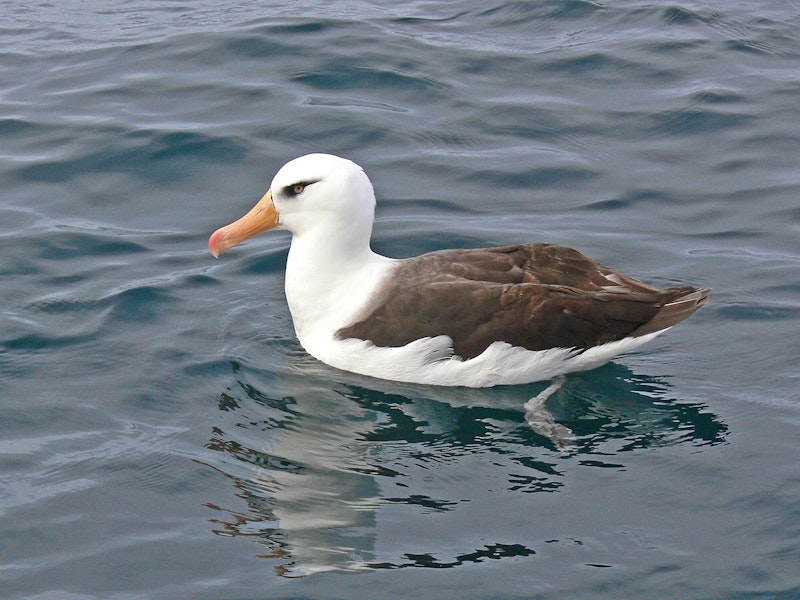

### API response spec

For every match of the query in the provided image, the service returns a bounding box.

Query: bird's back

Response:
[337,243,710,359]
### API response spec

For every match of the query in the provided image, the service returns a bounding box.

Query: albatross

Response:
[209,153,710,388]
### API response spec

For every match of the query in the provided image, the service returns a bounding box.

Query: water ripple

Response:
[1,2,798,596]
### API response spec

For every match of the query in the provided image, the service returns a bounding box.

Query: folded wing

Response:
[337,243,710,359]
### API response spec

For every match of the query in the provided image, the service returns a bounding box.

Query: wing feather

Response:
[336,243,709,359]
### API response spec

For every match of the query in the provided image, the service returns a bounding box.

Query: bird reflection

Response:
[200,356,726,576]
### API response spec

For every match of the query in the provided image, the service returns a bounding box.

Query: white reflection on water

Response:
[202,357,726,576]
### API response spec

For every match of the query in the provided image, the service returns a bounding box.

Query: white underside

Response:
[304,328,669,388]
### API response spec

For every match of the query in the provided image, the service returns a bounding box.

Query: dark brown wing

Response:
[336,243,710,359]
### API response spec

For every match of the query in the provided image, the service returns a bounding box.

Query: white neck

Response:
[283,224,394,349]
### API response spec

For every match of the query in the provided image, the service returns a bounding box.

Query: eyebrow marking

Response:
[283,179,320,197]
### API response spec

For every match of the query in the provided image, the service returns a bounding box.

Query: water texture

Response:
[1,1,799,598]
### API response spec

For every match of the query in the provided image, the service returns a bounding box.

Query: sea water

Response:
[1,1,799,597]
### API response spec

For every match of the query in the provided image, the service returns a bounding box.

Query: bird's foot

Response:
[524,376,576,449]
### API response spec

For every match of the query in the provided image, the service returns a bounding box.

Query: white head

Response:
[209,153,376,257]
[270,153,375,238]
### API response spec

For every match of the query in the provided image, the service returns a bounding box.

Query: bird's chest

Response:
[284,257,393,344]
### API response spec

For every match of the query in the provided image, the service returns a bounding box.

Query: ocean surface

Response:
[2,1,799,598]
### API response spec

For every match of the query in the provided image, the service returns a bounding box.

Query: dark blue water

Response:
[2,1,799,598]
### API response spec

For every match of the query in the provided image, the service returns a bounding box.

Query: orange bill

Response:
[208,189,278,257]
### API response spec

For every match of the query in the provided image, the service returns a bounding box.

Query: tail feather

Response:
[631,287,711,337]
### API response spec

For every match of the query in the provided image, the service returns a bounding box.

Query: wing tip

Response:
[631,286,711,337]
